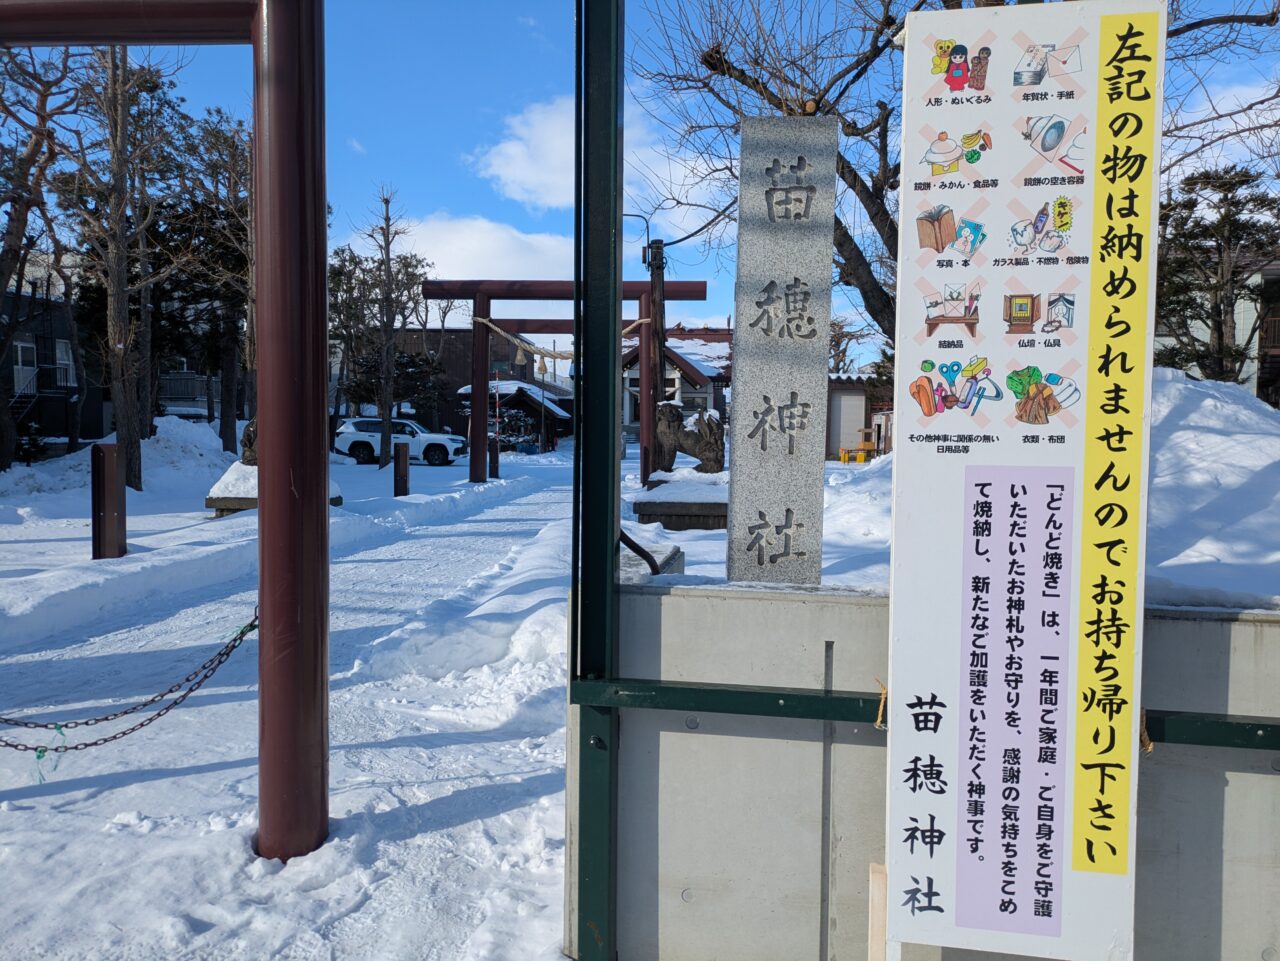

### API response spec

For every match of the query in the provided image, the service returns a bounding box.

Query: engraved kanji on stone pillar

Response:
[727,116,838,584]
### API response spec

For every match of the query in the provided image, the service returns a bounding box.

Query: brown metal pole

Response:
[0,0,256,45]
[253,0,329,861]
[91,442,126,559]
[637,292,653,484]
[469,295,490,483]
[393,441,409,496]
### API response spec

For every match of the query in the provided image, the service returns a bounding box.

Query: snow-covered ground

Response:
[0,370,1277,960]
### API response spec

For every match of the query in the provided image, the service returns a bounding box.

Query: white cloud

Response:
[399,211,572,283]
[347,137,367,155]
[472,96,576,210]
[470,93,722,225]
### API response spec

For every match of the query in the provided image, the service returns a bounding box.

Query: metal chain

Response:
[0,614,258,755]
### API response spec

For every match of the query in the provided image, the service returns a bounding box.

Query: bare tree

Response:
[631,0,1280,346]
[53,47,190,489]
[359,187,431,467]
[435,295,465,357]
[829,316,875,374]
[0,48,78,471]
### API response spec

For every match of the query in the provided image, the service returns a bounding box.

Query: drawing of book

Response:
[916,205,957,253]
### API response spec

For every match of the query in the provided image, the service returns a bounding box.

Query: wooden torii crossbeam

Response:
[1,0,329,861]
[422,279,707,483]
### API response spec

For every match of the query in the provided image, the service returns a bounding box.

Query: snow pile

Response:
[818,370,1280,608]
[207,460,343,501]
[0,416,235,499]
[821,455,893,590]
[343,475,541,529]
[1143,370,1280,608]
[501,447,574,467]
[635,467,729,505]
[683,408,720,429]
[648,467,729,485]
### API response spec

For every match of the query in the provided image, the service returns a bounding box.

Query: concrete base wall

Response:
[566,585,1280,961]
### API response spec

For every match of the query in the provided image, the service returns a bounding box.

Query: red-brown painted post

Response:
[91,442,126,559]
[469,294,491,483]
[253,0,330,862]
[393,442,409,496]
[637,292,654,484]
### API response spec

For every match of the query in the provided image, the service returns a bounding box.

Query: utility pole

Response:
[539,359,547,452]
[649,239,667,404]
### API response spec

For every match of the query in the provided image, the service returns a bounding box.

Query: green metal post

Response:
[573,0,624,957]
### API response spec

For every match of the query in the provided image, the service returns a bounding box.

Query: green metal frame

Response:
[571,680,1280,752]
[568,2,1280,958]
[573,0,623,957]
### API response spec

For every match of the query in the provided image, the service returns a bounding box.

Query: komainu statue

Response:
[654,403,724,474]
[240,418,258,466]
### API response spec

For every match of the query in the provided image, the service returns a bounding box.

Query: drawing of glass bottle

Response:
[1033,202,1050,235]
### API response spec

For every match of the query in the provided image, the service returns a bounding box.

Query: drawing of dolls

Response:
[969,46,991,91]
[944,43,969,92]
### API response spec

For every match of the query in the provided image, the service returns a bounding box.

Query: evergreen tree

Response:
[1155,166,1280,383]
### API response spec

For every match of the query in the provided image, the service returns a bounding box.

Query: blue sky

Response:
[165,2,734,330]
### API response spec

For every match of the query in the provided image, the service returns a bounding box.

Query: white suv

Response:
[333,418,467,466]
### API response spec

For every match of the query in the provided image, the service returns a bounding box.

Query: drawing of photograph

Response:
[950,218,988,257]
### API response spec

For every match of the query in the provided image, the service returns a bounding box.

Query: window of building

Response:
[55,339,76,387]
[13,339,36,394]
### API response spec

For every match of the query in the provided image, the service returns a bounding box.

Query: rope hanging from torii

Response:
[472,315,652,373]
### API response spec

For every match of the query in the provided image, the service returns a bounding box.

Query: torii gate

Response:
[421,279,707,484]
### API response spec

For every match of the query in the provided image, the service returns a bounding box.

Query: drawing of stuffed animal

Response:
[932,39,955,74]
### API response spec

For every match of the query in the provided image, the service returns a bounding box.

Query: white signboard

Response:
[886,2,1166,958]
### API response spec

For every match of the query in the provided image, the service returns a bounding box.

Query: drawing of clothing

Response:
[945,62,969,92]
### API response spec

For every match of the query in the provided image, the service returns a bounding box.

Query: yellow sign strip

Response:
[1074,10,1161,875]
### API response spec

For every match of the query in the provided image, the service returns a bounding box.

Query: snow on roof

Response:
[456,380,571,419]
[621,337,732,380]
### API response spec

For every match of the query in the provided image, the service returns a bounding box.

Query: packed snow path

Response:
[0,460,574,961]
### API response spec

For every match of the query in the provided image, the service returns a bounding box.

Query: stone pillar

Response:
[726,116,839,585]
